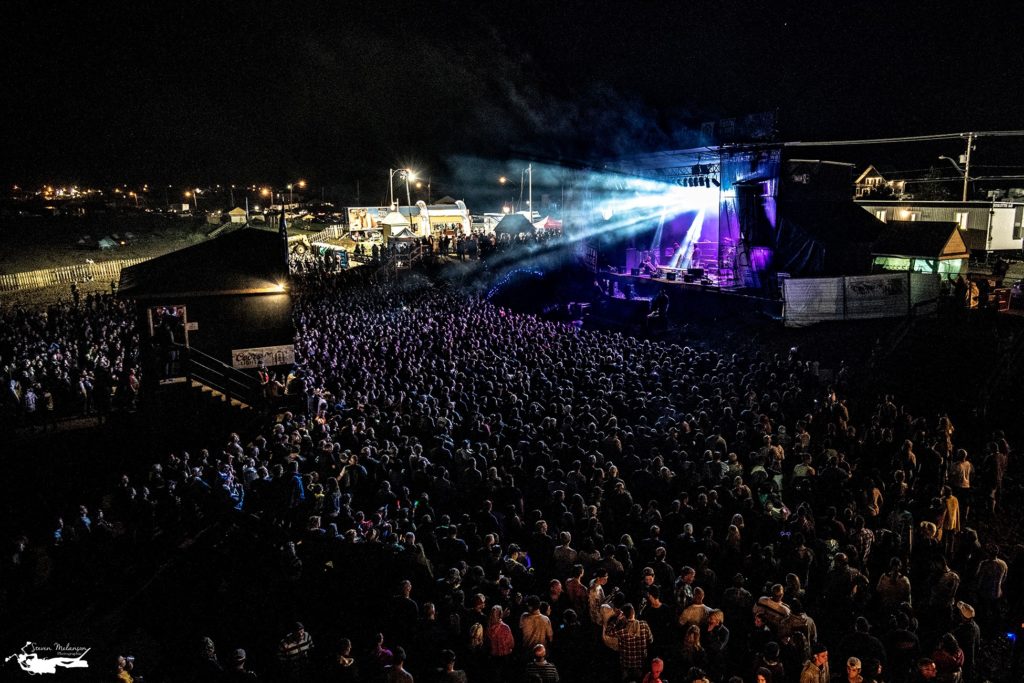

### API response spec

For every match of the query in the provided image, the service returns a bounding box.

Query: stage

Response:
[589,268,782,325]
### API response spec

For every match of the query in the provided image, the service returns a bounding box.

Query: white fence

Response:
[782,271,940,327]
[308,224,345,242]
[0,257,149,293]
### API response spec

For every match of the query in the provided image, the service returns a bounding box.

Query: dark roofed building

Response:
[871,221,969,276]
[119,228,294,405]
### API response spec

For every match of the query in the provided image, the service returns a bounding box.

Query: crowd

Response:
[0,289,140,429]
[3,267,1022,683]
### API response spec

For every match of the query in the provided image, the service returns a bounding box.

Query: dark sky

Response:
[4,1,1024,194]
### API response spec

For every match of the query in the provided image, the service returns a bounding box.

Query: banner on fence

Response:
[783,272,940,327]
[231,344,295,369]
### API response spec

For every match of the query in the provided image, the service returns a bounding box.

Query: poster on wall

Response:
[231,344,296,369]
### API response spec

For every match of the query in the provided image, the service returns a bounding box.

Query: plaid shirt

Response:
[609,619,653,670]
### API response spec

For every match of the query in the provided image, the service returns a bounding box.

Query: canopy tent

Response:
[494,213,535,235]
[97,236,117,250]
[533,216,563,230]
[380,211,411,228]
[388,226,417,240]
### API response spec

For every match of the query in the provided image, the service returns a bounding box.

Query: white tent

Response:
[380,211,411,228]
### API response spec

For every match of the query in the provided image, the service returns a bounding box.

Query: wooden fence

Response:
[0,257,149,293]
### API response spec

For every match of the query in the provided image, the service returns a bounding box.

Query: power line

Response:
[781,130,1024,147]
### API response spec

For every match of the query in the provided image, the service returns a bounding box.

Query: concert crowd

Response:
[2,267,1020,683]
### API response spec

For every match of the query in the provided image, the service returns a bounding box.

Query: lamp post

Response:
[404,171,414,211]
[499,176,519,212]
[939,144,973,202]
[526,163,533,222]
[389,168,412,209]
[416,178,432,205]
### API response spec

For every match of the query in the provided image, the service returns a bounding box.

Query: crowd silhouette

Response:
[2,267,1021,683]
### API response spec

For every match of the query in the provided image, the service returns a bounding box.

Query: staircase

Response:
[179,344,262,411]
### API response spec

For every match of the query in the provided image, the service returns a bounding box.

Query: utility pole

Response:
[526,163,533,221]
[961,133,974,202]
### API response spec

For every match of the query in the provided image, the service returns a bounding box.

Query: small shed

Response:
[119,227,294,392]
[228,207,248,224]
[872,221,969,276]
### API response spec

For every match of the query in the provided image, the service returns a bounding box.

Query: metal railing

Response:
[176,343,262,408]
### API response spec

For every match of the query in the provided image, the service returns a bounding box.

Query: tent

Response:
[388,226,417,240]
[97,236,118,250]
[380,210,411,228]
[494,213,535,235]
[533,216,563,230]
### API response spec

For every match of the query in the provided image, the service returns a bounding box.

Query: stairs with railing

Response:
[174,343,262,411]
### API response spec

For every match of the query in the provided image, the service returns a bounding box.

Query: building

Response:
[854,165,907,199]
[856,199,1024,252]
[346,200,471,238]
[871,221,969,276]
[118,227,294,403]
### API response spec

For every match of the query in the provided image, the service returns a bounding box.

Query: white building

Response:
[856,199,1024,252]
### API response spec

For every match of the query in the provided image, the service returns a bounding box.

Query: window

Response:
[874,209,887,222]
[955,212,969,230]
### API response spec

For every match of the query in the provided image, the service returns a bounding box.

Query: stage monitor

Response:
[687,267,704,278]
[666,272,677,281]
[631,268,640,276]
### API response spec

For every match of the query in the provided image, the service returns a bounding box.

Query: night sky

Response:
[4,1,1024,193]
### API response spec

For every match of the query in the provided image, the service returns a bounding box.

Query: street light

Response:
[389,168,414,209]
[499,175,521,213]
[938,155,971,201]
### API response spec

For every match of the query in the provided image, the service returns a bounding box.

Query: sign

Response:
[994,202,1014,208]
[231,344,295,369]
[185,321,198,331]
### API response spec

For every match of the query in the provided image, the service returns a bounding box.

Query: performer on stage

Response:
[640,253,657,276]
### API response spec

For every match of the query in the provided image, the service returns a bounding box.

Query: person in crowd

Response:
[607,603,654,681]
[801,643,830,683]
[525,643,560,683]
